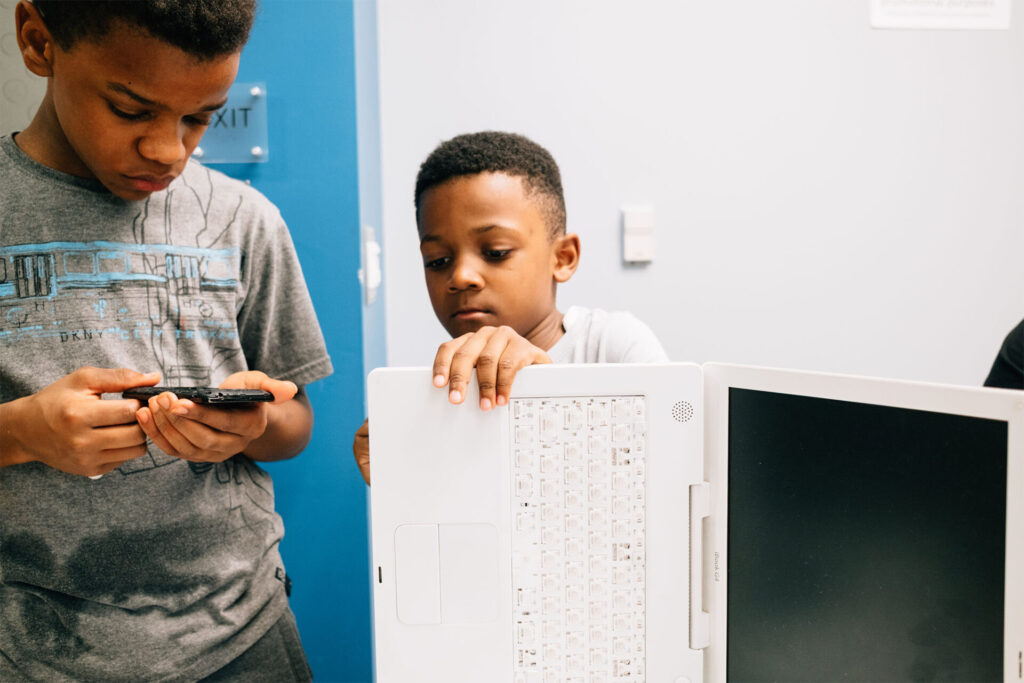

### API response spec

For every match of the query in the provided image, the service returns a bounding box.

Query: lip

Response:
[124,174,176,193]
[452,308,492,320]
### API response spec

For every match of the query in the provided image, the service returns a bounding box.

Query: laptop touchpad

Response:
[394,523,498,625]
[438,523,499,623]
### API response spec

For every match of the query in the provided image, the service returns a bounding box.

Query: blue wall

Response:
[215,2,373,681]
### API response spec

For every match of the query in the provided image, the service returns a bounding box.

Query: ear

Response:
[552,233,581,283]
[16,0,56,78]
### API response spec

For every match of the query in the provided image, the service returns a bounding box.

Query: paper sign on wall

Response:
[870,0,1011,29]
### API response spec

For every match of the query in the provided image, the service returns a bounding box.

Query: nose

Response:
[137,121,187,166]
[448,255,484,291]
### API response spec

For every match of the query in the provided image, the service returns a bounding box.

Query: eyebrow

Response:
[420,224,514,245]
[106,82,228,112]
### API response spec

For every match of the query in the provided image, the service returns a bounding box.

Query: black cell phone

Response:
[121,386,274,405]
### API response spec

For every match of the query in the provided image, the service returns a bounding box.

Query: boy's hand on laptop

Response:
[135,371,298,463]
[433,325,551,410]
[0,367,160,476]
[353,418,370,484]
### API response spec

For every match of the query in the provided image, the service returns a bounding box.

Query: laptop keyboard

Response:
[511,396,648,683]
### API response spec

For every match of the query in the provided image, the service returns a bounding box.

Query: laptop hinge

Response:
[690,482,711,650]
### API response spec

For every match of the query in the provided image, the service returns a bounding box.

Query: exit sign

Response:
[193,82,270,164]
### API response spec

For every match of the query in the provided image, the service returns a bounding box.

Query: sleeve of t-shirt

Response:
[604,311,670,363]
[984,319,1024,389]
[236,210,333,387]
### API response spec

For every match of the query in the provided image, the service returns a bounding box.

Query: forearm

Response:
[243,389,314,462]
[0,397,33,469]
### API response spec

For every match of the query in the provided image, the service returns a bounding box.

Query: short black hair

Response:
[33,0,256,59]
[414,131,567,237]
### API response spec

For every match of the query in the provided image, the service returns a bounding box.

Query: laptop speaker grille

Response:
[672,400,694,422]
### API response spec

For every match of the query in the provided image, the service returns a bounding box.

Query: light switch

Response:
[621,206,655,264]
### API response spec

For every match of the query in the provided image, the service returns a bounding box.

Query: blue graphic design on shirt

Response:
[0,240,245,476]
[1,240,239,358]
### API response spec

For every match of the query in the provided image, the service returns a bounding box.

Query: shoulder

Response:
[1001,318,1024,346]
[984,318,1024,388]
[559,306,669,364]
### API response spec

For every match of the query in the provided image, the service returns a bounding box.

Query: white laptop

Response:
[367,363,1023,682]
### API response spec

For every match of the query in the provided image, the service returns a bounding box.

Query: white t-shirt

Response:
[546,306,669,364]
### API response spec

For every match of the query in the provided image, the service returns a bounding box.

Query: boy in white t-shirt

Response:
[353,131,666,483]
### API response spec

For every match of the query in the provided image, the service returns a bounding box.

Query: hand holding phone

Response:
[132,372,298,464]
[1,367,158,478]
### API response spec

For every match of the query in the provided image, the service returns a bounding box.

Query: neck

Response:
[522,309,565,351]
[16,90,92,178]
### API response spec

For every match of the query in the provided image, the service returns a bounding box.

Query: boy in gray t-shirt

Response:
[0,2,331,680]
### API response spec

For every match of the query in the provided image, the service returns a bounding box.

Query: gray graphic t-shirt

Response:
[0,135,333,681]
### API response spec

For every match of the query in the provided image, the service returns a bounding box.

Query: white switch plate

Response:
[622,205,655,264]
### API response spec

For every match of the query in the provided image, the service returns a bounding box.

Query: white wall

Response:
[376,0,1024,386]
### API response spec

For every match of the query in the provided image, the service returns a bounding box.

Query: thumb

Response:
[263,378,298,404]
[74,367,161,394]
[222,371,297,403]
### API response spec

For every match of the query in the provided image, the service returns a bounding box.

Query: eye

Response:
[185,114,213,127]
[423,256,451,271]
[107,102,149,121]
[483,248,512,261]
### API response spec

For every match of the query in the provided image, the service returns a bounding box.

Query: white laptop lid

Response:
[701,363,1024,683]
[368,362,1023,682]
[368,363,702,682]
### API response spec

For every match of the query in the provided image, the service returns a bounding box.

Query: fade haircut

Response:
[33,0,256,60]
[414,131,567,238]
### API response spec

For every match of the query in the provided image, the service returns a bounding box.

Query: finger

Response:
[149,395,199,457]
[432,333,474,388]
[494,343,552,407]
[164,400,242,457]
[77,444,147,477]
[167,416,233,456]
[84,459,135,478]
[259,378,297,403]
[220,372,297,404]
[354,439,370,485]
[475,328,513,410]
[88,422,150,450]
[353,418,370,485]
[97,444,149,466]
[89,398,144,427]
[170,399,264,437]
[74,367,161,394]
[446,330,495,404]
[136,407,179,456]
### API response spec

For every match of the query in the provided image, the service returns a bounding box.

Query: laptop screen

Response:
[726,388,1007,682]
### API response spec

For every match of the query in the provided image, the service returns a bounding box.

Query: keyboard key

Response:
[543,619,560,640]
[516,510,536,532]
[516,474,535,498]
[564,441,584,464]
[612,423,632,443]
[517,621,536,643]
[516,449,536,467]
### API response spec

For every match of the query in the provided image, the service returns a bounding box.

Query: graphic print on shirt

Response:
[0,240,240,350]
[0,175,251,476]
